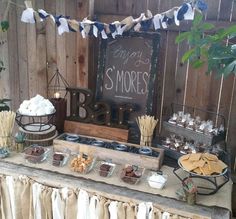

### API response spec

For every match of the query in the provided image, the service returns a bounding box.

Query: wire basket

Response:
[15,110,56,132]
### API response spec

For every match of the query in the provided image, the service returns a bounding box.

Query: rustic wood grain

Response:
[65,0,77,88]
[162,31,179,121]
[216,1,235,127]
[45,0,57,98]
[16,0,29,102]
[77,0,94,88]
[54,135,164,170]
[64,120,129,142]
[204,0,221,20]
[174,35,189,106]
[157,30,167,133]
[7,1,20,110]
[56,0,67,90]
[0,2,10,101]
[35,0,47,97]
[218,0,234,21]
[26,21,37,98]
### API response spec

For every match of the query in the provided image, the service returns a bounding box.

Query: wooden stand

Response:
[19,125,57,147]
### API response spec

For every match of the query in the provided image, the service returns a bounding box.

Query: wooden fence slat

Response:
[0,2,10,101]
[65,0,77,88]
[77,0,94,88]
[218,0,234,21]
[174,36,189,106]
[7,1,20,110]
[56,0,67,89]
[216,1,235,127]
[94,0,118,15]
[162,31,179,120]
[157,30,168,133]
[26,22,37,98]
[148,0,161,15]
[204,0,220,20]
[232,0,236,21]
[16,0,29,102]
[184,64,212,119]
[45,0,57,98]
[35,0,47,97]
[227,78,236,168]
[133,0,147,16]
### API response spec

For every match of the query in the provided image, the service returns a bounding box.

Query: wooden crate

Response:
[53,133,164,170]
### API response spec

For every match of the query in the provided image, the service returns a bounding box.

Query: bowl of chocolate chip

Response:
[22,145,51,163]
[51,151,69,167]
[120,164,145,185]
[96,161,116,177]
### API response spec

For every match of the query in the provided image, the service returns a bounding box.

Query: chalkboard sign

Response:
[96,32,160,119]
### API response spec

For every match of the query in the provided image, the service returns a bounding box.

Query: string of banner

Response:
[21,0,207,38]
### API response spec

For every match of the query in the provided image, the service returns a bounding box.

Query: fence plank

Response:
[7,1,20,110]
[45,0,57,98]
[216,1,235,127]
[218,0,233,21]
[65,0,77,88]
[26,0,37,99]
[0,2,10,100]
[16,0,29,102]
[94,0,118,15]
[77,0,94,88]
[157,30,168,133]
[205,0,220,20]
[174,36,189,106]
[162,31,179,120]
[56,0,67,90]
[35,0,47,97]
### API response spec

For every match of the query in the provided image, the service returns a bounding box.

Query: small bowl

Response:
[96,161,116,177]
[91,140,105,147]
[51,151,70,167]
[120,164,145,185]
[147,172,167,189]
[138,146,152,155]
[113,143,128,151]
[70,154,96,174]
[65,134,79,142]
[22,145,51,164]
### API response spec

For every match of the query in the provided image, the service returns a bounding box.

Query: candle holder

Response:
[50,98,67,133]
[47,68,69,133]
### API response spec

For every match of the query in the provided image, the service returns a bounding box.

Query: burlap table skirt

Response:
[0,175,189,219]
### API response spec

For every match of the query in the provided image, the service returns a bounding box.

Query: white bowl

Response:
[147,172,167,189]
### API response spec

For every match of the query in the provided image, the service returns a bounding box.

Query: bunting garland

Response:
[21,0,207,38]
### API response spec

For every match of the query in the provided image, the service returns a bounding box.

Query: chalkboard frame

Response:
[96,31,160,117]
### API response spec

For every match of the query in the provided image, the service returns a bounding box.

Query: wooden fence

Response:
[0,0,236,167]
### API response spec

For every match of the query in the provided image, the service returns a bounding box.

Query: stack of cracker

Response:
[179,153,227,176]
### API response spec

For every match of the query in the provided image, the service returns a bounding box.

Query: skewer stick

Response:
[136,115,158,146]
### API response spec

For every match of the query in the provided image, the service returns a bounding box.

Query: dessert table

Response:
[0,149,232,219]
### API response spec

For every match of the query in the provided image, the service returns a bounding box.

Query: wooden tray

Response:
[53,133,164,170]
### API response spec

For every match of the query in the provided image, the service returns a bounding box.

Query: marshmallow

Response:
[18,94,55,116]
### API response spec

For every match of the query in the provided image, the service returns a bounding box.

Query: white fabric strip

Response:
[108,201,118,219]
[6,176,16,219]
[77,189,90,219]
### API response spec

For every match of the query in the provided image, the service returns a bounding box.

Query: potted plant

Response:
[0,99,10,111]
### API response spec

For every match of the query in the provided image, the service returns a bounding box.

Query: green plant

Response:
[0,20,9,74]
[0,99,10,111]
[176,12,236,77]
